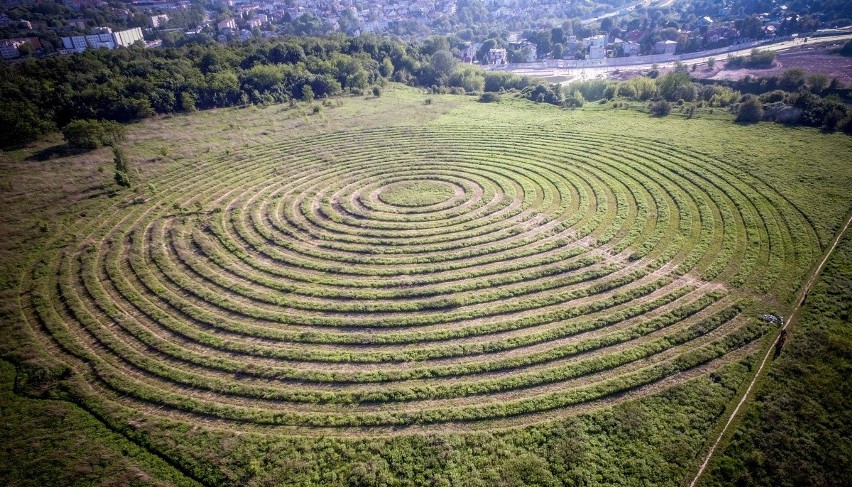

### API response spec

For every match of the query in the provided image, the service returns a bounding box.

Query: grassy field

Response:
[700,231,852,487]
[1,86,850,485]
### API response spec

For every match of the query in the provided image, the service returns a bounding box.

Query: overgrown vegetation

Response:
[726,49,777,69]
[1,83,850,486]
[702,231,852,487]
[2,36,850,151]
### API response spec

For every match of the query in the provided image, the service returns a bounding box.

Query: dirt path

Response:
[685,211,852,487]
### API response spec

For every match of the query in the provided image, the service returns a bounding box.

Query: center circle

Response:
[377,180,457,207]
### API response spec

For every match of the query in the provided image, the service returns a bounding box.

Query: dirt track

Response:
[686,211,852,487]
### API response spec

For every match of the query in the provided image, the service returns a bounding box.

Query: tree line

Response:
[2,34,850,149]
[1,33,538,148]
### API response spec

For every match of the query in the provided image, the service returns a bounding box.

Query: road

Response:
[581,0,675,26]
[497,33,852,82]
[684,212,852,487]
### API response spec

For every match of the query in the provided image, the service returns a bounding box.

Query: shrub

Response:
[62,119,126,150]
[747,49,776,68]
[649,100,671,116]
[113,147,131,188]
[478,92,501,103]
[779,68,806,91]
[301,84,314,102]
[736,95,764,123]
[759,90,788,103]
[563,95,583,108]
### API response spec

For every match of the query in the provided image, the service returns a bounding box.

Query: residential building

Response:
[61,27,144,53]
[217,18,237,31]
[654,40,677,55]
[486,48,507,65]
[68,18,88,29]
[622,41,641,56]
[0,37,41,59]
[586,34,606,49]
[150,14,170,28]
[113,27,144,47]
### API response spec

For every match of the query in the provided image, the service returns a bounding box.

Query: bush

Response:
[372,86,381,97]
[736,95,764,123]
[649,100,671,116]
[113,147,131,188]
[563,95,583,108]
[727,49,776,69]
[478,92,501,103]
[759,90,788,103]
[747,49,776,68]
[62,120,126,150]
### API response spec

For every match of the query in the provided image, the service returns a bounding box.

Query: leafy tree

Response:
[379,57,394,78]
[551,43,564,59]
[0,100,55,148]
[429,50,457,85]
[301,84,314,102]
[17,42,34,58]
[807,73,830,94]
[550,27,566,45]
[656,71,692,101]
[180,92,197,112]
[448,67,484,92]
[62,119,125,150]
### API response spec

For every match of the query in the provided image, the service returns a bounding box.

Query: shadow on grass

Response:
[25,144,90,162]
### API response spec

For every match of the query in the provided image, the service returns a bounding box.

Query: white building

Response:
[61,27,144,53]
[486,48,507,65]
[586,35,606,48]
[113,27,144,47]
[217,18,237,30]
[654,40,677,55]
[622,41,641,56]
[150,14,170,28]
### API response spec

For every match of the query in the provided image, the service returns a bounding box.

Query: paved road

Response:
[502,33,852,82]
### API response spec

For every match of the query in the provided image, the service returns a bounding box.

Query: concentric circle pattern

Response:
[28,126,817,433]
